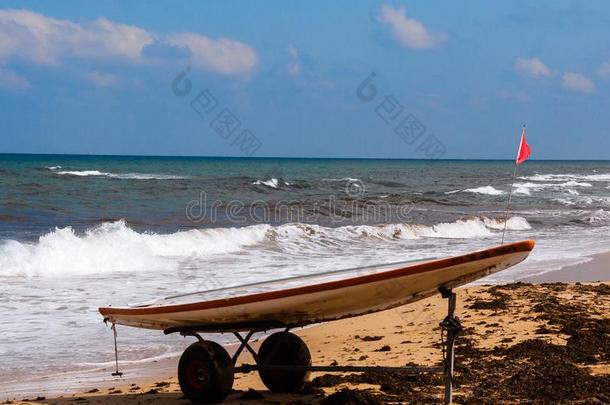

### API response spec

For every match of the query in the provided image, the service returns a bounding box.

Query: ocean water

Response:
[1,154,610,395]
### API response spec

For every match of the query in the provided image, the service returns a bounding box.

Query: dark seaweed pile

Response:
[457,283,610,404]
[308,282,610,404]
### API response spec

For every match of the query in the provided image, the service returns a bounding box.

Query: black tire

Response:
[257,331,311,393]
[178,341,234,404]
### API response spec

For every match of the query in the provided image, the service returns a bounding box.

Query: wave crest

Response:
[0,221,269,278]
[252,178,291,189]
[0,216,531,278]
[519,173,610,182]
[50,168,187,180]
[463,186,505,196]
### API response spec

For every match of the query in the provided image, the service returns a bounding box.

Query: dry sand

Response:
[3,256,610,404]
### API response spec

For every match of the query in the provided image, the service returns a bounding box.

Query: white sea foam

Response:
[515,181,592,189]
[53,170,187,180]
[115,173,188,180]
[46,166,62,170]
[581,209,610,224]
[322,177,361,182]
[57,170,108,176]
[252,178,281,188]
[0,221,270,278]
[408,217,529,238]
[422,219,493,238]
[482,216,532,231]
[554,198,576,206]
[562,180,593,187]
[0,217,531,278]
[514,185,532,195]
[519,173,610,182]
[253,216,530,245]
[513,180,593,196]
[554,195,610,207]
[463,186,505,195]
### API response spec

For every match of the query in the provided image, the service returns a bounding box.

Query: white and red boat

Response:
[99,240,534,404]
[100,240,534,331]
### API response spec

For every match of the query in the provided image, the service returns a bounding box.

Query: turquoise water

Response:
[1,154,610,396]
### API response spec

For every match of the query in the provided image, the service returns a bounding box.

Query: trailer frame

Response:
[163,286,461,404]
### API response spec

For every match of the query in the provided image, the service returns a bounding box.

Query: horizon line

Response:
[0,152,609,162]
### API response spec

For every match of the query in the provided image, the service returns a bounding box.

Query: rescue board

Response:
[99,240,535,332]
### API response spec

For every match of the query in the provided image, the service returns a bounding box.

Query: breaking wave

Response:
[49,168,187,180]
[463,186,505,195]
[514,181,592,196]
[580,209,610,225]
[57,170,107,176]
[0,217,531,278]
[554,195,610,207]
[0,221,270,278]
[252,178,291,189]
[519,173,610,182]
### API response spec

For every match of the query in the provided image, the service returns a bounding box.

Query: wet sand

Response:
[3,256,610,404]
[522,251,610,283]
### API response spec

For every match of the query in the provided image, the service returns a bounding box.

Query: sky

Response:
[1,0,610,159]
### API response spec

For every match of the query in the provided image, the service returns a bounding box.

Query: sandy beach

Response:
[3,254,610,405]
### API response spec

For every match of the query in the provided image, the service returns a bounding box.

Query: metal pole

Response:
[443,291,457,405]
[501,163,518,245]
[502,124,526,245]
[111,323,123,377]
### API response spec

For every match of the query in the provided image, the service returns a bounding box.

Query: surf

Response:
[0,217,531,278]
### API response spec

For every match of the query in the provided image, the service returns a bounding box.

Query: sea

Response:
[1,154,610,396]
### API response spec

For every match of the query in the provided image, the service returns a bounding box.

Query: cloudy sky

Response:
[1,1,610,159]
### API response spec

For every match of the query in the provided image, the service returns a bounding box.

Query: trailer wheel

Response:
[178,341,234,403]
[257,331,311,393]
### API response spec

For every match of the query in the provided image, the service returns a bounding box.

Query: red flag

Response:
[516,126,531,165]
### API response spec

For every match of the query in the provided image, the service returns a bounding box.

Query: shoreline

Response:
[3,253,610,403]
[520,250,610,283]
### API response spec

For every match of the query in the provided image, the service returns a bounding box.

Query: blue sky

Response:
[1,1,610,159]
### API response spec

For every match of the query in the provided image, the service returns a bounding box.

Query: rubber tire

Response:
[178,341,234,404]
[257,331,311,393]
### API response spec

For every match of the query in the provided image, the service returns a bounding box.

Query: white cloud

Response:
[0,9,258,76]
[561,72,594,93]
[596,63,610,80]
[287,44,299,60]
[166,33,258,76]
[85,71,116,87]
[0,67,29,90]
[0,9,153,65]
[378,5,443,50]
[286,44,301,76]
[514,57,552,78]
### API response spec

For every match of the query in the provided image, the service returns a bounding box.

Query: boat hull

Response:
[99,240,534,331]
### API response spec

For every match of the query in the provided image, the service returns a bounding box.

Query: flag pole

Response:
[501,162,518,245]
[501,124,525,245]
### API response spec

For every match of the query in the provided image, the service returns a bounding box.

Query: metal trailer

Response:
[140,286,463,404]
